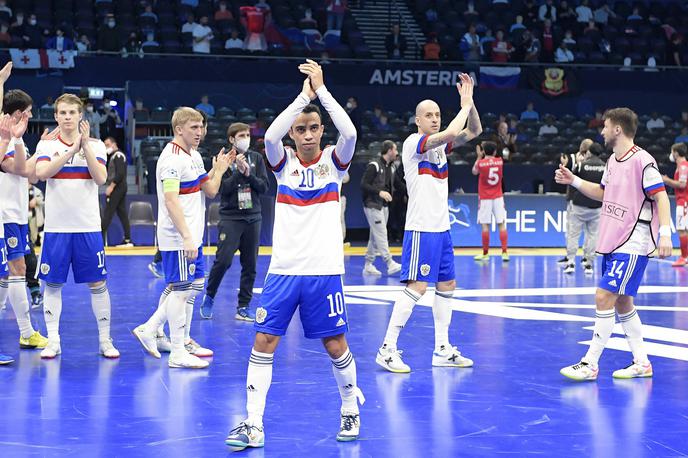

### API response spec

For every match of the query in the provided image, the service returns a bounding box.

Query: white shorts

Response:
[477,197,506,225]
[677,204,688,231]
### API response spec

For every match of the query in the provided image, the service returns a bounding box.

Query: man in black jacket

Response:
[563,142,605,275]
[101,137,132,246]
[361,140,402,276]
[201,122,269,321]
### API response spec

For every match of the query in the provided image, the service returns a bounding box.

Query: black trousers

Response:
[101,186,131,241]
[206,218,261,309]
[25,238,39,290]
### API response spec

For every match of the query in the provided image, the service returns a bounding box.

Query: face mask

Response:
[235,137,250,152]
[105,147,113,155]
[669,153,676,163]
[346,102,353,109]
[502,148,510,160]
[107,21,115,28]
[86,106,94,112]
[29,19,36,26]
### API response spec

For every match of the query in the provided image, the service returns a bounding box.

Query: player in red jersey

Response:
[472,140,508,261]
[662,143,688,267]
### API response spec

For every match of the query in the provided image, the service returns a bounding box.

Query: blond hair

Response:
[171,107,203,130]
[54,93,83,113]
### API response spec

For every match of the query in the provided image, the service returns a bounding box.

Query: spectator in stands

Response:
[0,23,9,46]
[326,0,347,31]
[539,0,556,23]
[124,32,141,55]
[675,127,688,144]
[554,41,574,63]
[45,27,75,51]
[583,20,600,39]
[0,0,11,19]
[83,101,106,139]
[76,35,91,53]
[141,32,160,52]
[646,112,665,132]
[576,0,593,25]
[520,102,539,121]
[593,4,616,25]
[100,98,121,140]
[215,1,234,22]
[20,14,41,48]
[225,29,244,50]
[461,24,482,61]
[372,105,384,129]
[480,29,496,57]
[588,110,604,129]
[510,15,526,34]
[681,111,688,129]
[464,1,480,23]
[98,15,123,52]
[667,33,683,67]
[240,5,267,52]
[562,30,576,47]
[521,0,538,28]
[41,96,54,110]
[182,14,197,34]
[196,95,215,117]
[424,34,441,60]
[9,11,23,36]
[541,19,555,61]
[345,96,361,133]
[377,113,392,134]
[627,7,642,22]
[495,121,517,159]
[558,1,576,32]
[385,24,406,59]
[426,6,438,23]
[193,16,214,54]
[517,29,541,62]
[491,30,513,63]
[538,116,558,136]
[320,51,332,64]
[134,98,148,116]
[299,8,318,29]
[140,4,158,23]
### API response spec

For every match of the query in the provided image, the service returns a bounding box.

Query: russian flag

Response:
[479,66,521,90]
[276,182,340,206]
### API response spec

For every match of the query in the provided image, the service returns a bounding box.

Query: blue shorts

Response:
[38,232,107,284]
[400,230,456,284]
[255,274,349,339]
[0,238,8,277]
[4,223,30,261]
[598,253,649,297]
[161,246,205,284]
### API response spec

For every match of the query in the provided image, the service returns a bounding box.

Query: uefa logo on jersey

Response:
[189,263,196,276]
[7,237,18,248]
[40,263,50,275]
[255,307,267,324]
[420,264,431,276]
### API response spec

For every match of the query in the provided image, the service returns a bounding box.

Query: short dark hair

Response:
[481,140,497,155]
[227,122,250,140]
[588,142,604,156]
[301,104,322,121]
[104,136,118,147]
[672,143,687,158]
[196,109,208,127]
[381,140,396,155]
[3,89,33,115]
[603,107,638,138]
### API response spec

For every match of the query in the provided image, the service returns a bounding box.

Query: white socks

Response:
[8,276,34,338]
[383,288,421,348]
[618,308,649,363]
[0,278,8,308]
[167,285,192,354]
[584,309,616,365]
[331,348,363,413]
[43,283,63,341]
[151,287,171,336]
[184,280,204,343]
[246,348,274,427]
[433,290,454,350]
[89,283,112,342]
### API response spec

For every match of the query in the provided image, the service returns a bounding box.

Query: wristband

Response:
[659,226,671,238]
[13,138,24,145]
[571,176,582,189]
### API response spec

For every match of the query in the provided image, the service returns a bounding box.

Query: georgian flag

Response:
[46,50,76,69]
[9,48,42,69]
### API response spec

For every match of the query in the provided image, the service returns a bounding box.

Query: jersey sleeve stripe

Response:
[267,153,287,173]
[644,182,665,196]
[331,148,350,171]
[37,155,51,162]
[445,142,453,155]
[97,157,106,165]
[5,150,14,157]
[416,135,429,155]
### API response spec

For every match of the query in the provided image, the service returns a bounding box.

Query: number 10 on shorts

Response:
[327,292,344,317]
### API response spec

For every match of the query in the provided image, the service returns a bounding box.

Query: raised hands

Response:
[298,59,324,92]
[0,61,12,85]
[236,153,250,176]
[214,147,236,175]
[41,126,60,141]
[456,73,474,110]
[554,164,575,185]
[0,114,12,140]
[10,112,29,139]
[301,78,316,101]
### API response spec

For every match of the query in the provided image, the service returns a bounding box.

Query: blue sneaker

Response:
[200,295,214,319]
[225,421,264,450]
[0,353,14,365]
[147,262,163,278]
[235,306,255,322]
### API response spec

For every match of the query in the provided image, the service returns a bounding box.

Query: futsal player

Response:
[556,107,673,380]
[376,74,482,374]
[662,143,688,267]
[472,140,508,261]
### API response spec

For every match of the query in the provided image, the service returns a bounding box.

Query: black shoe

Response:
[557,256,569,265]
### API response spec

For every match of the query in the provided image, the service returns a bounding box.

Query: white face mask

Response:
[105,147,113,155]
[669,153,676,163]
[235,137,250,152]
[346,102,353,109]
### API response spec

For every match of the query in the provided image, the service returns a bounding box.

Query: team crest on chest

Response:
[314,163,330,178]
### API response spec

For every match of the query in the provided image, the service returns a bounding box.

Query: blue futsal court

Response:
[1,252,687,457]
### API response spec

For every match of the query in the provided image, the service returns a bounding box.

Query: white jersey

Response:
[36,137,107,233]
[156,142,208,250]
[268,145,348,275]
[0,138,29,225]
[403,133,453,232]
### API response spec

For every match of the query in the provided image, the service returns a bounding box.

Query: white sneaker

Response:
[156,333,172,353]
[185,338,214,357]
[432,345,473,368]
[612,360,653,379]
[336,410,361,442]
[40,339,61,359]
[99,338,120,359]
[225,420,265,450]
[376,345,411,373]
[583,263,593,276]
[387,260,402,275]
[363,263,382,276]
[563,263,575,274]
[133,325,161,358]
[560,360,599,381]
[168,351,209,369]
